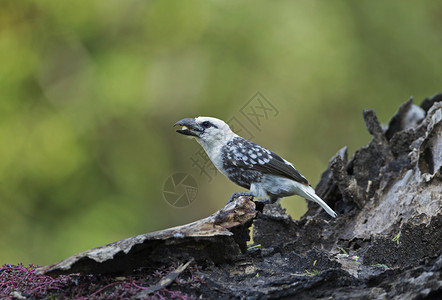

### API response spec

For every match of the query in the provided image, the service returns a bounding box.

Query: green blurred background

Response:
[1,0,441,266]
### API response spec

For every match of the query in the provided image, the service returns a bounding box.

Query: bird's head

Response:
[174,117,235,145]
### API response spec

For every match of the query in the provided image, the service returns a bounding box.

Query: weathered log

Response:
[37,196,257,276]
[37,94,441,299]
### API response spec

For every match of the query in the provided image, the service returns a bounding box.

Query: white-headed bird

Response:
[174,117,337,218]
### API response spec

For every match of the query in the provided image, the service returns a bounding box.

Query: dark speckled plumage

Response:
[221,137,309,189]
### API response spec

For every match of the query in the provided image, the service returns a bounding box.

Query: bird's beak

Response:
[174,118,203,137]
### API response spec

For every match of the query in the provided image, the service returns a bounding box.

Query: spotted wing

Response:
[223,137,309,185]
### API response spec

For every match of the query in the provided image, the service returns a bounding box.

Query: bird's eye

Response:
[201,121,211,128]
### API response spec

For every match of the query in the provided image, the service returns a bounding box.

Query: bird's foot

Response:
[254,198,273,204]
[227,192,254,204]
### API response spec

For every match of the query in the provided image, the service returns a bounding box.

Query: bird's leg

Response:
[255,198,272,204]
[253,196,278,205]
[227,192,254,204]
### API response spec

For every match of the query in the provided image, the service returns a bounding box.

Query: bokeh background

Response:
[1,0,441,266]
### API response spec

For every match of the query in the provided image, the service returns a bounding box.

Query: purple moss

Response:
[0,263,70,298]
[0,263,205,299]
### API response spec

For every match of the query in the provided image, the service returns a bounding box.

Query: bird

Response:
[174,116,337,218]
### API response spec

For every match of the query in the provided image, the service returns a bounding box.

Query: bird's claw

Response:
[227,192,254,204]
[254,198,272,204]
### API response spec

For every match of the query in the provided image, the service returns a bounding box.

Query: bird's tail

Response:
[299,185,337,218]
